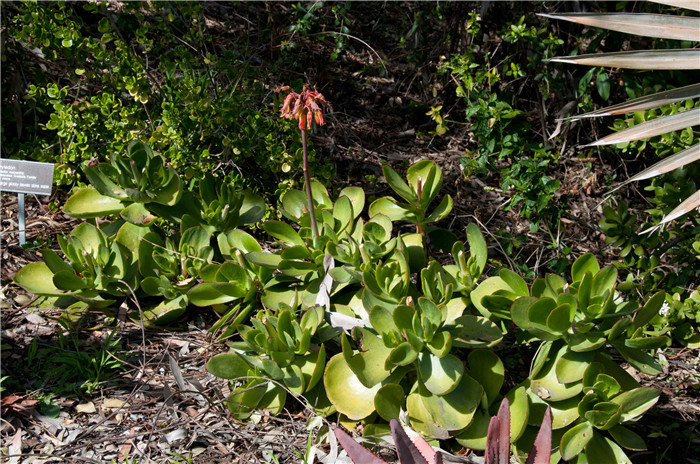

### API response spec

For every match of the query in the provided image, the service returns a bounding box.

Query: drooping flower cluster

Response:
[277,85,331,130]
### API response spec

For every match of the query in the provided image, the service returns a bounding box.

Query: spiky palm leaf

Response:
[541,1,700,231]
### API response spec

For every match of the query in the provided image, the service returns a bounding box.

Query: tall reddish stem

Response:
[301,129,319,240]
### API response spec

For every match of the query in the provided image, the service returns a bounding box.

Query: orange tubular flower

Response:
[277,86,331,131]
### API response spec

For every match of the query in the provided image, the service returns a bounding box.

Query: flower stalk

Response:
[277,85,331,241]
[301,128,318,240]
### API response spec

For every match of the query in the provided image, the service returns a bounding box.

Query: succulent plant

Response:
[333,397,552,464]
[64,140,182,224]
[475,253,668,375]
[179,172,265,241]
[13,221,139,308]
[136,225,214,325]
[323,229,505,441]
[471,253,665,461]
[206,304,327,418]
[369,160,456,255]
[334,418,443,464]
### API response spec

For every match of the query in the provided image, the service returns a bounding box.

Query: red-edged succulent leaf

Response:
[486,398,511,464]
[525,405,553,464]
[334,427,388,464]
[390,419,443,464]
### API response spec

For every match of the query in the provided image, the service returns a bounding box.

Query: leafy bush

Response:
[2,2,333,194]
[438,13,565,229]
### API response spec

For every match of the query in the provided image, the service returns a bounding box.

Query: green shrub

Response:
[2,2,333,195]
[438,13,565,230]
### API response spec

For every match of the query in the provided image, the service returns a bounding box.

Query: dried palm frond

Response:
[541,3,700,231]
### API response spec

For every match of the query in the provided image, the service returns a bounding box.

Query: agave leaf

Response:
[334,427,387,464]
[627,143,700,183]
[652,0,700,13]
[567,83,700,120]
[391,418,443,464]
[643,189,700,233]
[548,49,700,70]
[585,107,700,147]
[525,405,552,464]
[485,398,510,464]
[538,13,700,41]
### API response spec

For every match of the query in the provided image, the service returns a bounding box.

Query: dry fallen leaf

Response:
[76,402,97,414]
[9,428,22,464]
[102,398,128,411]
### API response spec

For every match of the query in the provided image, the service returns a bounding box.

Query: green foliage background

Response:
[2,1,333,196]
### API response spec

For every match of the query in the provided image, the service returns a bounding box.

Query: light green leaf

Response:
[609,387,660,421]
[120,202,156,226]
[388,342,418,367]
[556,350,594,384]
[374,383,405,422]
[407,374,483,438]
[530,344,583,402]
[382,164,415,203]
[470,276,518,320]
[467,349,504,405]
[64,187,127,218]
[571,253,600,283]
[592,266,618,298]
[466,223,487,275]
[560,422,594,461]
[417,352,464,396]
[207,352,250,379]
[281,189,308,220]
[340,186,365,219]
[52,270,86,291]
[454,408,490,450]
[584,431,633,464]
[324,354,382,420]
[452,314,504,348]
[115,222,150,257]
[264,221,305,247]
[608,425,647,451]
[368,197,416,222]
[424,194,453,223]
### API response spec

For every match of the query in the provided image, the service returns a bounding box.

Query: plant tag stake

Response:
[0,159,55,245]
